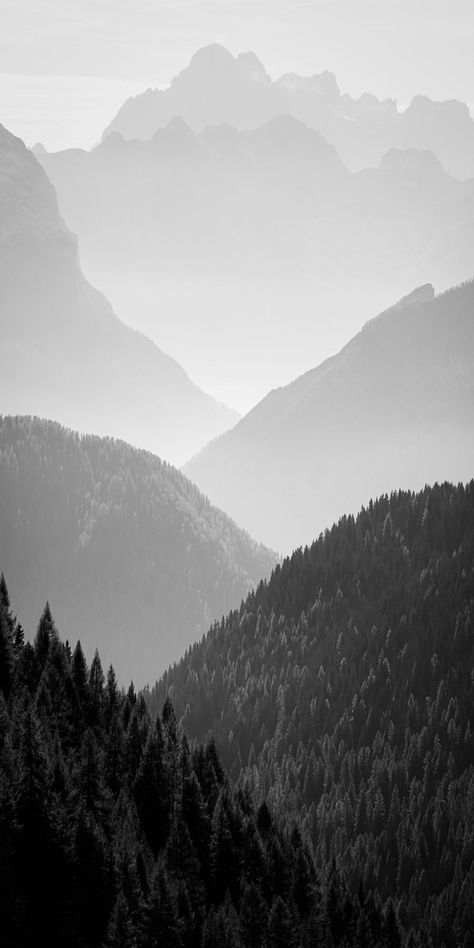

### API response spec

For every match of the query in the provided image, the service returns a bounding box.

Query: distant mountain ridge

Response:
[103,44,474,179]
[0,121,238,465]
[38,115,474,410]
[184,279,474,552]
[0,416,277,684]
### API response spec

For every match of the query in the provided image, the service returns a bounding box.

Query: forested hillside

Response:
[0,585,399,948]
[150,481,474,946]
[0,416,275,683]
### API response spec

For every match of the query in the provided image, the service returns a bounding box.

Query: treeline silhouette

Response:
[149,482,474,947]
[0,578,401,947]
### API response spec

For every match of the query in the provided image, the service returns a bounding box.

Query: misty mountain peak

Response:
[310,70,340,97]
[186,43,236,76]
[185,279,473,552]
[246,113,341,164]
[151,116,202,158]
[102,47,474,176]
[407,93,471,121]
[380,147,445,177]
[100,130,126,150]
[0,121,16,144]
[165,115,194,137]
[395,283,436,309]
[237,50,270,84]
[0,120,238,464]
[0,121,71,258]
[277,69,340,100]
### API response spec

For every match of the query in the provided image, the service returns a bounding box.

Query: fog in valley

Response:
[37,46,474,409]
[1,4,474,946]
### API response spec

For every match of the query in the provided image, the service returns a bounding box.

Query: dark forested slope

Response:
[150,481,474,946]
[0,416,275,684]
[185,280,474,551]
[0,122,237,466]
[0,585,400,948]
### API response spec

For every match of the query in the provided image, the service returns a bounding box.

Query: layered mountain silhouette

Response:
[0,416,276,684]
[0,122,237,465]
[38,116,474,408]
[184,280,474,552]
[103,44,474,179]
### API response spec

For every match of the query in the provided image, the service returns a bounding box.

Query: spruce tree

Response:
[0,607,14,699]
[33,602,56,669]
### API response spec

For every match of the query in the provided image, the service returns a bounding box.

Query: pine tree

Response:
[15,706,72,944]
[76,726,107,818]
[105,891,137,948]
[71,640,89,708]
[210,790,241,904]
[202,896,241,948]
[0,574,14,644]
[105,665,119,729]
[88,649,105,727]
[140,864,183,948]
[33,602,56,669]
[165,816,205,921]
[266,896,298,948]
[13,623,25,655]
[105,712,125,798]
[133,715,169,855]
[239,883,268,948]
[74,805,114,945]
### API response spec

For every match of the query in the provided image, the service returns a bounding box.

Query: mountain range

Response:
[0,122,237,465]
[103,44,474,180]
[184,280,474,552]
[0,415,276,684]
[37,112,474,409]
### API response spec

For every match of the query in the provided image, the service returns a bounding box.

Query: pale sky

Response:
[0,0,473,150]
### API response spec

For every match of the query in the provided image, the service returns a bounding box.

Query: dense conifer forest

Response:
[0,582,401,947]
[150,482,474,946]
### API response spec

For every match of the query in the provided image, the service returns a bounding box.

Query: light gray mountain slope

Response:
[184,280,474,553]
[103,44,474,179]
[0,122,237,465]
[38,117,474,409]
[0,416,276,684]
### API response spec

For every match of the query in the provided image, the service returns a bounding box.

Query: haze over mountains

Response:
[0,122,237,465]
[39,90,474,408]
[1,13,474,946]
[185,280,474,552]
[104,44,474,180]
[0,416,276,684]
